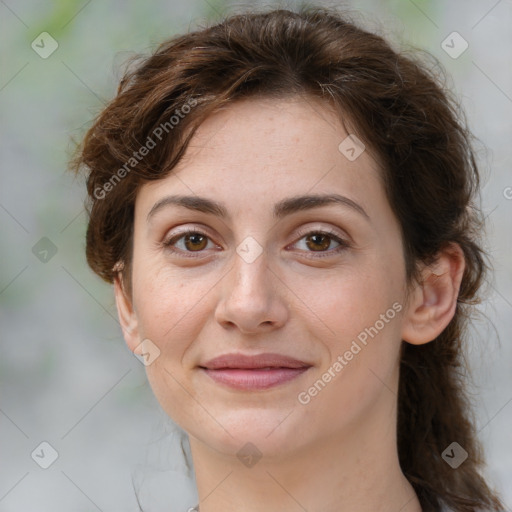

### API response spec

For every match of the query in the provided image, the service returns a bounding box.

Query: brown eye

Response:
[163,229,216,256]
[304,233,333,251]
[292,229,350,258]
[182,232,208,251]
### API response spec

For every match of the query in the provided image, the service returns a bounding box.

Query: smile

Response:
[199,352,312,390]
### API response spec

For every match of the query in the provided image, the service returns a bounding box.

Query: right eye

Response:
[162,228,220,257]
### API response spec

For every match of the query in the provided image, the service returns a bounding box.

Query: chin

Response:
[187,406,309,460]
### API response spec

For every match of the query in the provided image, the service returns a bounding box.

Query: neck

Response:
[188,387,421,512]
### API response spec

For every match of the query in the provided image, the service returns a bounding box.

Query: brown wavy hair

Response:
[70,6,505,511]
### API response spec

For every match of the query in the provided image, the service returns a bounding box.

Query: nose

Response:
[214,249,289,335]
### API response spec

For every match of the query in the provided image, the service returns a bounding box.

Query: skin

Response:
[114,96,465,512]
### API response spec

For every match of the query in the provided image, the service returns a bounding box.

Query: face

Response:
[116,96,412,459]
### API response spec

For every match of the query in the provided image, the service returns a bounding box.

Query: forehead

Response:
[136,96,385,216]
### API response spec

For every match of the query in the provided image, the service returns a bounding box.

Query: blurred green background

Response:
[1,1,511,510]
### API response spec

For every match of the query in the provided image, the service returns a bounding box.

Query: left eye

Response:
[292,230,347,255]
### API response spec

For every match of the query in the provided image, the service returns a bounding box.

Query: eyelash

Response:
[161,227,350,259]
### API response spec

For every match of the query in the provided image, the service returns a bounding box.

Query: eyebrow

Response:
[146,193,370,223]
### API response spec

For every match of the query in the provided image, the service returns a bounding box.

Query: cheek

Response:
[309,261,404,346]
[134,287,208,429]
[302,262,404,407]
[298,285,403,437]
[130,265,219,421]
[131,252,211,342]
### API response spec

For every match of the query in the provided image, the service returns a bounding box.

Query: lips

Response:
[201,353,311,370]
[199,353,312,390]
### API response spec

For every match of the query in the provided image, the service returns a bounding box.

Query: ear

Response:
[113,272,142,355]
[401,243,465,345]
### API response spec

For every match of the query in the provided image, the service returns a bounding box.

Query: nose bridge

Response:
[232,247,272,300]
[229,247,273,305]
[215,243,288,332]
[229,232,272,296]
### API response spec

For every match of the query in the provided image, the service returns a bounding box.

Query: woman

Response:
[71,6,505,512]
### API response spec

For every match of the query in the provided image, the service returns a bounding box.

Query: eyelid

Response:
[289,225,351,258]
[293,225,348,243]
[162,226,220,253]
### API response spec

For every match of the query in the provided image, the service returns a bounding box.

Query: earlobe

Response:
[401,244,465,345]
[113,273,141,353]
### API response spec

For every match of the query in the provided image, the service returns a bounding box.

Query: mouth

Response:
[198,353,312,390]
